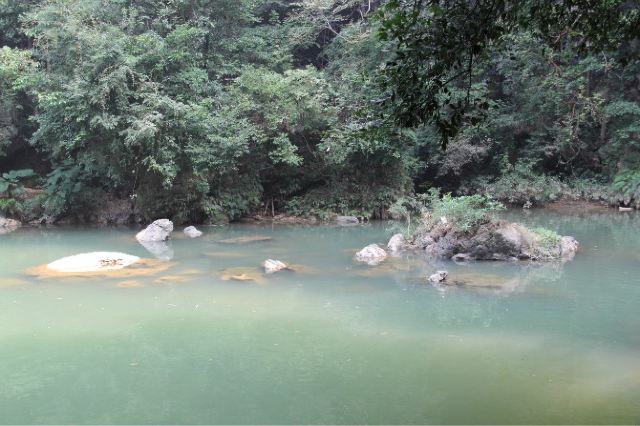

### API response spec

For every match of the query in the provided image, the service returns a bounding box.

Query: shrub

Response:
[531,227,561,250]
[611,169,640,208]
[420,190,505,232]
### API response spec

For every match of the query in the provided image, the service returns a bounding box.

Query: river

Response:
[1,210,639,424]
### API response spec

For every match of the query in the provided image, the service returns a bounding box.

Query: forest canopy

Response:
[1,0,640,224]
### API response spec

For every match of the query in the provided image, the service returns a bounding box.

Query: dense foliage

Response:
[0,0,639,224]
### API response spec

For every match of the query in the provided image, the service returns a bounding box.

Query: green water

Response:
[1,210,639,424]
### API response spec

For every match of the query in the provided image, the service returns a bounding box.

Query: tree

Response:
[377,0,640,147]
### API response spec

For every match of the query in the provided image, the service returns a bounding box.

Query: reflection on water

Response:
[0,210,639,424]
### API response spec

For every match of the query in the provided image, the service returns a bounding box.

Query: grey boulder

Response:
[428,270,448,283]
[183,226,203,238]
[354,244,387,265]
[135,219,173,242]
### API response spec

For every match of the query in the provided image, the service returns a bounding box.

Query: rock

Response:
[558,236,579,260]
[354,244,387,265]
[46,252,140,273]
[414,219,578,262]
[135,219,173,242]
[0,216,20,227]
[415,234,435,249]
[219,235,273,244]
[452,253,472,262]
[29,215,55,225]
[336,215,359,225]
[219,267,267,284]
[183,226,203,238]
[0,216,20,234]
[387,233,407,252]
[29,256,171,279]
[428,270,448,283]
[262,259,288,274]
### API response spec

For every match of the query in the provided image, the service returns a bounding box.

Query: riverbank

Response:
[1,190,631,228]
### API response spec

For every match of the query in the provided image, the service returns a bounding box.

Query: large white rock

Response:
[135,219,173,242]
[183,226,203,238]
[428,270,448,283]
[47,252,140,273]
[354,244,387,265]
[262,259,288,274]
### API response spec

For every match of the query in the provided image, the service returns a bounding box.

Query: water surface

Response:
[1,210,639,424]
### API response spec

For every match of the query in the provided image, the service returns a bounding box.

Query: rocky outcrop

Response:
[336,215,359,225]
[262,259,288,274]
[387,233,407,252]
[135,219,173,242]
[183,226,203,238]
[0,216,20,234]
[354,244,387,265]
[410,219,578,262]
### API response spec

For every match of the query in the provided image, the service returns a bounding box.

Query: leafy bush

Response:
[421,190,505,232]
[0,198,21,216]
[611,169,640,208]
[0,169,35,197]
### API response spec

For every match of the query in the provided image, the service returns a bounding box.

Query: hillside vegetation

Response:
[1,0,639,224]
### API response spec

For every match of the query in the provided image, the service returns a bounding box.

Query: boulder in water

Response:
[354,244,387,265]
[428,270,448,283]
[135,219,173,242]
[183,226,203,238]
[262,259,288,274]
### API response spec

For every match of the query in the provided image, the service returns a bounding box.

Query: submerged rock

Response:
[183,226,203,238]
[136,219,173,242]
[336,215,359,225]
[354,244,387,265]
[219,235,273,244]
[219,267,267,284]
[262,259,288,274]
[387,233,407,252]
[428,270,448,283]
[46,252,140,273]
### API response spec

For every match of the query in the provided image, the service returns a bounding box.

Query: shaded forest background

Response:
[1,0,639,224]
